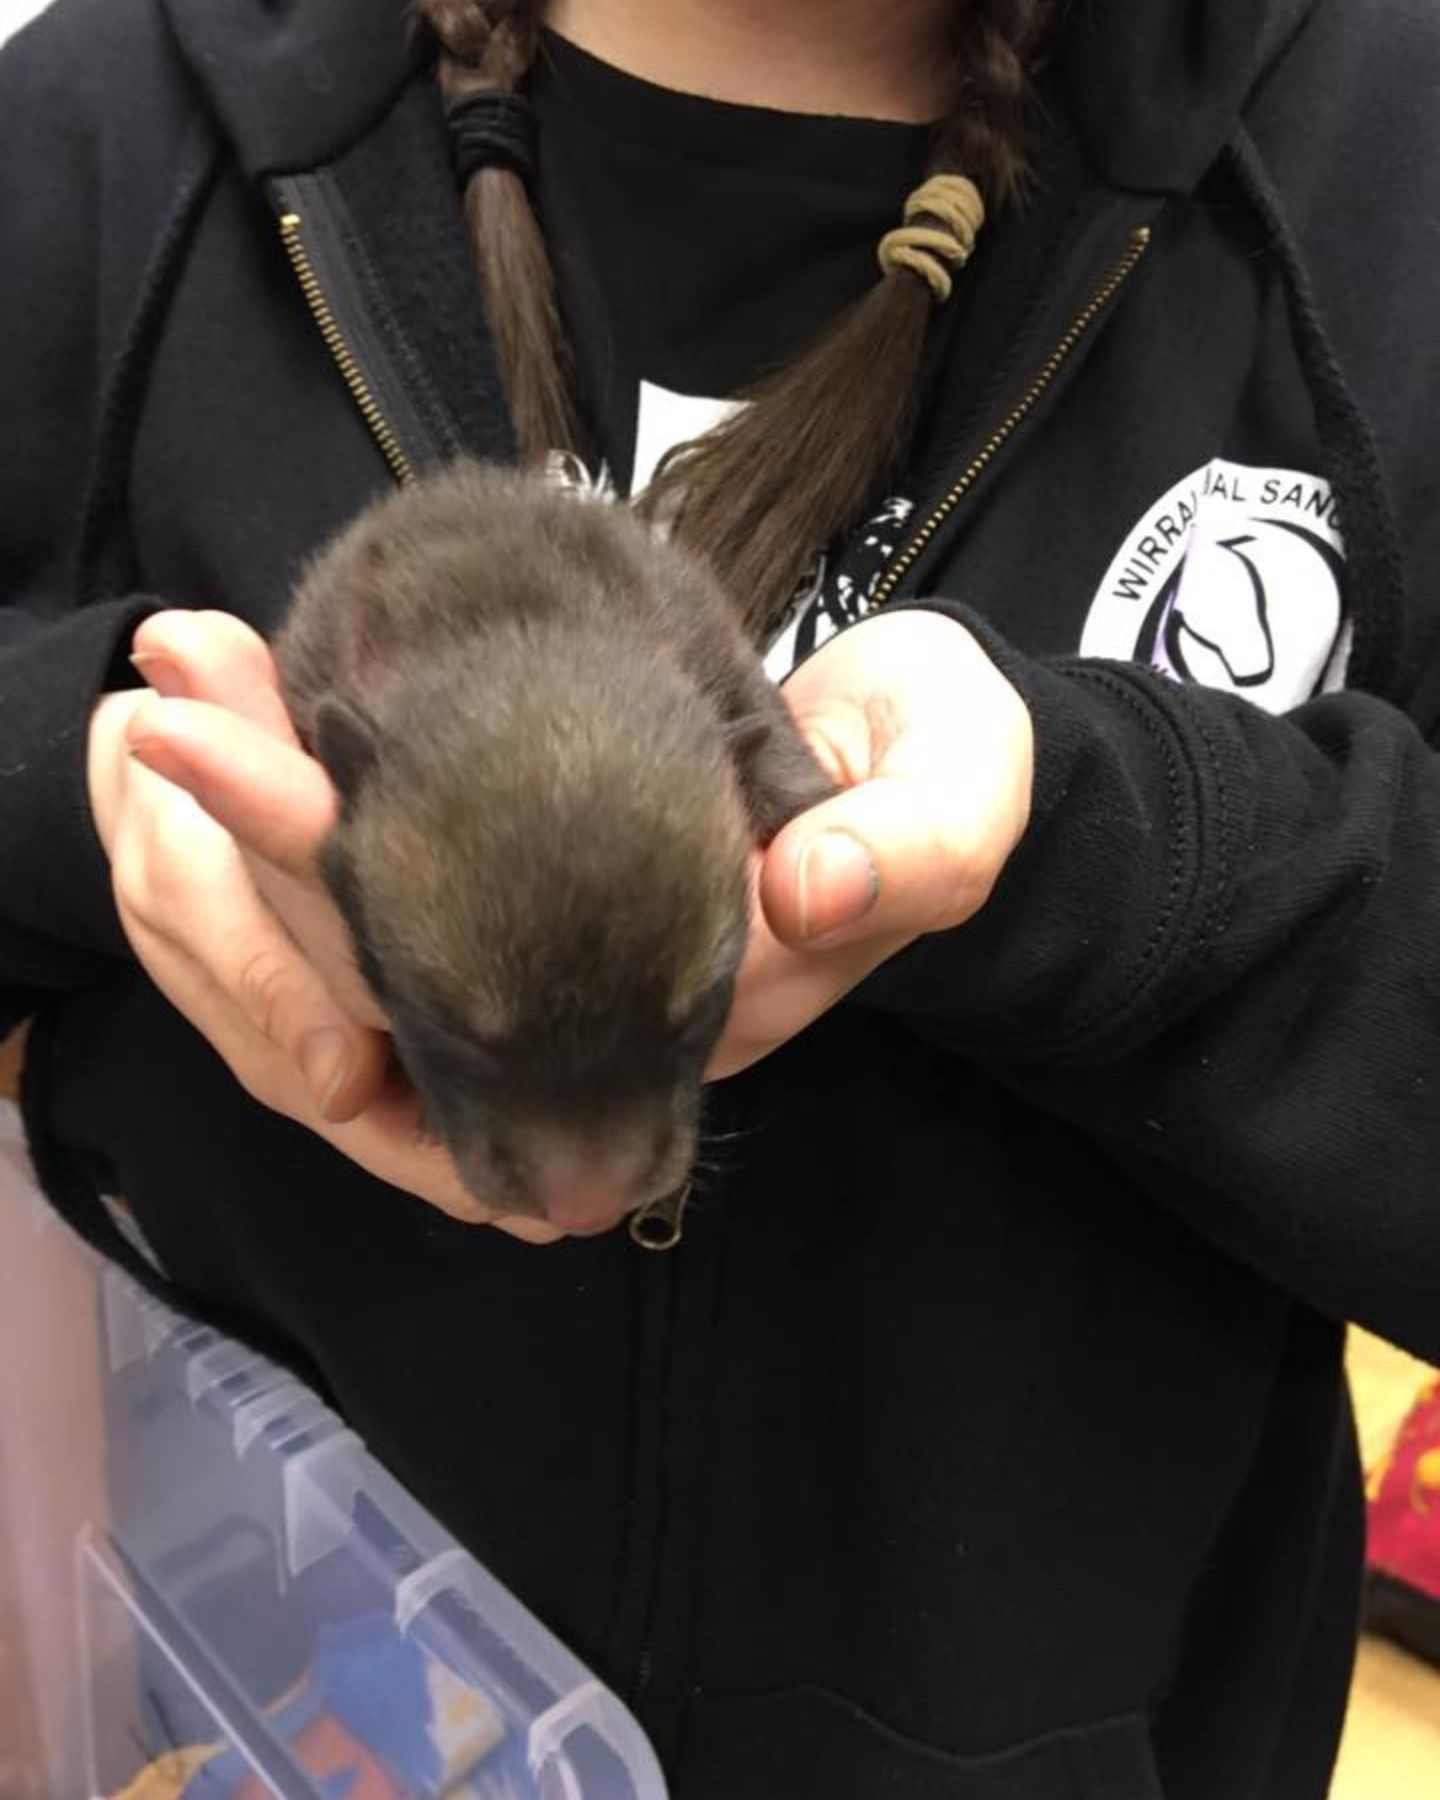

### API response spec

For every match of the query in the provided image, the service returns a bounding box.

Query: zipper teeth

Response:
[278,211,416,488]
[871,225,1153,609]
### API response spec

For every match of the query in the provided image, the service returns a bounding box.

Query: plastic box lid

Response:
[0,1104,668,1800]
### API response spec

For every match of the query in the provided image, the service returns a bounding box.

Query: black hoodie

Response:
[4,1,1440,1796]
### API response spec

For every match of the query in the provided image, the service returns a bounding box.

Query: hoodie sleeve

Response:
[859,611,1440,1363]
[0,0,198,1027]
[856,0,1440,1363]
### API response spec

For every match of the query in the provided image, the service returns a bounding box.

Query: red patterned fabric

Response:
[1367,1376,1440,1602]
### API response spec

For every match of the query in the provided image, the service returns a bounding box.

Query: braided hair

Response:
[416,0,1053,638]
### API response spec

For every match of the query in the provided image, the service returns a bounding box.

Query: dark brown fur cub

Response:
[275,462,835,1231]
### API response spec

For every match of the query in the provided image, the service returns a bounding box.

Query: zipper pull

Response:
[629,1184,692,1252]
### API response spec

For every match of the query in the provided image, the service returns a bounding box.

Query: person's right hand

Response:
[88,609,562,1243]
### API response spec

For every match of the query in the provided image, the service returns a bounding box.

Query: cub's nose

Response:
[525,1148,637,1237]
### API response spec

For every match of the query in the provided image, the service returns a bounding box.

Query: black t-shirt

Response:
[529,29,931,527]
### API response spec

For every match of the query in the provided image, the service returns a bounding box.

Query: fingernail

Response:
[298,1028,351,1118]
[126,732,181,780]
[129,653,187,699]
[125,728,198,801]
[796,831,880,941]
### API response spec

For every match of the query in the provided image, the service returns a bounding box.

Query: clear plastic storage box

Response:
[0,1105,667,1800]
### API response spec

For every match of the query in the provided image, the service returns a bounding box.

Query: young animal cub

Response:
[275,462,835,1238]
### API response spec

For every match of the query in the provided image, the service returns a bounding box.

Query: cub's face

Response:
[323,807,748,1236]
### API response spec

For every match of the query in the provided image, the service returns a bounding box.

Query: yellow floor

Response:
[1332,1330,1440,1797]
[1334,1636,1440,1798]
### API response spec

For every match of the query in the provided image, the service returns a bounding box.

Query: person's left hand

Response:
[708,609,1035,1080]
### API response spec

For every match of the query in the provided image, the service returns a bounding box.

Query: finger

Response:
[126,695,336,877]
[244,854,391,1032]
[705,890,906,1080]
[127,895,380,1123]
[116,766,380,1118]
[88,690,149,860]
[207,896,384,1120]
[759,773,992,951]
[128,695,389,1034]
[707,938,898,1078]
[132,611,298,742]
[164,913,386,1124]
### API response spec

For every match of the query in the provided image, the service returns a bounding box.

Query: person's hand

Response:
[128,610,388,1035]
[90,609,561,1242]
[709,609,1034,1079]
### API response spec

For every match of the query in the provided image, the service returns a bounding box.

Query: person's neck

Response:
[542,0,953,123]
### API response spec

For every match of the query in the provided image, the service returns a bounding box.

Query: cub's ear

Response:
[723,708,839,844]
[722,712,773,762]
[313,695,381,810]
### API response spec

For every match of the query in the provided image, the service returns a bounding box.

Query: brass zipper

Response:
[277,210,416,488]
[869,225,1153,610]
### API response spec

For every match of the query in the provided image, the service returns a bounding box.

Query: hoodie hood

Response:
[163,0,1319,195]
[158,0,423,177]
[1061,0,1320,192]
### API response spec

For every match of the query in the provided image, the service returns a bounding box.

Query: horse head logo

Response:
[1136,518,1344,702]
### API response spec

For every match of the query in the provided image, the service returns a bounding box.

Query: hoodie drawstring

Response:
[1224,127,1408,702]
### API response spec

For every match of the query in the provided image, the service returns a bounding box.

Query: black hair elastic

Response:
[446,91,537,187]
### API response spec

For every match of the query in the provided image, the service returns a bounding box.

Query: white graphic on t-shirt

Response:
[1082,459,1350,713]
[765,494,916,680]
[630,379,833,680]
[555,377,915,680]
[631,379,742,497]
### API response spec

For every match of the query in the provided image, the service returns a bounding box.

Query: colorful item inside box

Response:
[110,1612,509,1800]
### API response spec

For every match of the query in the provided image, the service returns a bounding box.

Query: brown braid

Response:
[415,0,1053,639]
[945,0,1053,205]
[420,0,579,456]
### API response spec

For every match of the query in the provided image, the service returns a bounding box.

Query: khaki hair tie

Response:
[877,174,986,304]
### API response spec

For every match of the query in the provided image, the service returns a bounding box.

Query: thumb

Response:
[759,775,995,952]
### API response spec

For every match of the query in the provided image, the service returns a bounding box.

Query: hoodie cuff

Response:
[858,599,1207,1065]
[0,598,162,981]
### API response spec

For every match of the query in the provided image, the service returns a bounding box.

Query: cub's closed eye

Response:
[404,1011,508,1084]
[454,1036,506,1082]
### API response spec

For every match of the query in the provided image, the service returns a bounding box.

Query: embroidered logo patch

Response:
[1081,459,1350,713]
